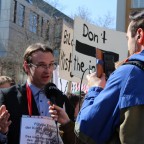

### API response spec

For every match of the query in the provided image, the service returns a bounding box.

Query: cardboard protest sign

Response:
[72,17,128,79]
[59,22,86,83]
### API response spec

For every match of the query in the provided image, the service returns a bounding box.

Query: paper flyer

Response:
[20,115,63,144]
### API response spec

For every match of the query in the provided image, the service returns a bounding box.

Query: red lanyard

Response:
[26,83,32,116]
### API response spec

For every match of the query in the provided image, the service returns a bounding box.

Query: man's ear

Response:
[23,61,30,74]
[141,31,144,44]
[137,28,144,44]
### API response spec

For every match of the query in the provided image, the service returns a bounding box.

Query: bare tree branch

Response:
[94,11,115,28]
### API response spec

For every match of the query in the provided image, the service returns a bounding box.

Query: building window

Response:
[55,25,61,38]
[29,11,39,33]
[13,0,17,23]
[17,4,25,27]
[13,1,25,27]
[26,0,33,4]
[40,17,44,37]
[44,20,49,40]
[0,0,1,17]
[131,0,144,8]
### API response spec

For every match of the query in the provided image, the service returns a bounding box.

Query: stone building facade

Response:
[0,0,73,83]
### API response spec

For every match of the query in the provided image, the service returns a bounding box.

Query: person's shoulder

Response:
[0,83,26,94]
[113,63,140,77]
[0,85,17,94]
[0,86,17,101]
[106,64,135,85]
[109,61,144,87]
[117,61,144,77]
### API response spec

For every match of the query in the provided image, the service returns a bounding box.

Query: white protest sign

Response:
[59,23,82,83]
[72,17,128,78]
[20,116,63,144]
[53,65,88,93]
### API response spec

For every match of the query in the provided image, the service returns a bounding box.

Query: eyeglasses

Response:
[29,63,57,70]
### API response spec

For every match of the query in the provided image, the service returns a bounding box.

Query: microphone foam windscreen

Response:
[44,83,62,99]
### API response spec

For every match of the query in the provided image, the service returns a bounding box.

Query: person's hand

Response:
[0,105,12,134]
[48,101,70,125]
[86,72,106,88]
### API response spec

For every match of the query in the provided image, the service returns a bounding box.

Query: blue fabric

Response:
[27,81,50,116]
[0,132,7,144]
[76,50,144,144]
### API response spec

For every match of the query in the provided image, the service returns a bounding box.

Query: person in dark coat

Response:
[0,43,74,144]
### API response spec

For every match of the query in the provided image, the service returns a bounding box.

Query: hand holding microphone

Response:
[44,82,75,122]
[48,101,70,125]
[44,83,62,125]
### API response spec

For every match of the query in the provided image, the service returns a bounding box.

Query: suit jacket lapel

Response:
[17,83,39,116]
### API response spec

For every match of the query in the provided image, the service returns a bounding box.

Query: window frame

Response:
[29,11,39,34]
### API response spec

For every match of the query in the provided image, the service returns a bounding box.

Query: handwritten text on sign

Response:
[59,23,90,83]
[72,17,127,78]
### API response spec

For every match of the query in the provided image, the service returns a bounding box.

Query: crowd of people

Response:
[0,9,144,144]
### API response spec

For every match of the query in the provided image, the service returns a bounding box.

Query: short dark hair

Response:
[129,10,144,37]
[23,43,53,64]
[23,43,53,73]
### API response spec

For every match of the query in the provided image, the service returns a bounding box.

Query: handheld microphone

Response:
[44,82,63,105]
[44,83,75,122]
[44,83,61,142]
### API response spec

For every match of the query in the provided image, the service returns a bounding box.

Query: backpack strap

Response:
[123,60,144,71]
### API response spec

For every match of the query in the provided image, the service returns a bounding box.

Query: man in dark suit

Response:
[0,43,74,144]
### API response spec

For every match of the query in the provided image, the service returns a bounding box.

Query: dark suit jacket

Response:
[0,84,74,144]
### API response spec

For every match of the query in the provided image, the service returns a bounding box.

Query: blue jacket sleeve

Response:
[75,63,144,144]
[75,69,124,144]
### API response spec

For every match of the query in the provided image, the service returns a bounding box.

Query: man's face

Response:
[26,51,55,88]
[126,22,137,57]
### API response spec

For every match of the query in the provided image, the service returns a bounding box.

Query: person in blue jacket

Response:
[75,10,144,144]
